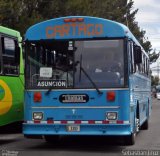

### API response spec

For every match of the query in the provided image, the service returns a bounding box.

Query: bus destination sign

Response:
[37,80,66,88]
[46,23,103,38]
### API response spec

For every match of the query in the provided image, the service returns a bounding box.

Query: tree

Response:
[0,0,158,63]
[0,0,43,35]
[151,75,159,86]
[149,49,159,63]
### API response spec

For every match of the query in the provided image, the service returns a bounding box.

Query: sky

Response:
[133,0,160,75]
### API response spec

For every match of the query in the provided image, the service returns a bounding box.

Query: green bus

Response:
[0,26,24,126]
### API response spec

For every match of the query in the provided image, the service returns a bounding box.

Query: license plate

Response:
[59,94,89,103]
[66,125,80,132]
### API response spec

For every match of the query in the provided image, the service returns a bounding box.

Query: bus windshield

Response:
[25,39,126,89]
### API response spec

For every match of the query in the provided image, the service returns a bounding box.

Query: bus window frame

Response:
[24,37,129,89]
[124,38,129,88]
[0,33,20,77]
[128,40,135,74]
[128,39,150,78]
[74,37,128,89]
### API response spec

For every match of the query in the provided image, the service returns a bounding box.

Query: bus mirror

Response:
[134,45,142,64]
[15,46,20,65]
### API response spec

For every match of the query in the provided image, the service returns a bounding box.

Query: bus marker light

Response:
[71,18,77,22]
[34,92,42,102]
[64,18,71,22]
[77,18,84,22]
[64,18,84,23]
[107,91,115,101]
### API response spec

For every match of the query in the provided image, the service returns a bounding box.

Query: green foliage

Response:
[149,50,159,63]
[151,75,159,86]
[0,0,43,35]
[0,0,157,62]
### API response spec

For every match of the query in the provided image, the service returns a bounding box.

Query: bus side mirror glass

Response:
[15,46,20,65]
[134,45,142,64]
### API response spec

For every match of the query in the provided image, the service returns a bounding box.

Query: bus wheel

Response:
[141,103,149,130]
[124,132,136,145]
[141,119,149,130]
[44,135,59,143]
[124,115,138,145]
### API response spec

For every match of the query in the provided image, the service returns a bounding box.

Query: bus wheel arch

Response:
[123,102,139,145]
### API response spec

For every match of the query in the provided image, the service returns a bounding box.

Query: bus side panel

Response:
[0,77,24,126]
[0,28,24,126]
[130,74,151,127]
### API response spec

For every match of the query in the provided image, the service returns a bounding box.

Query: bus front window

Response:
[25,39,126,89]
[74,40,125,88]
[25,41,74,89]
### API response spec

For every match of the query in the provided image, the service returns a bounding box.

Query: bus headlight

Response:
[107,112,117,120]
[33,112,43,120]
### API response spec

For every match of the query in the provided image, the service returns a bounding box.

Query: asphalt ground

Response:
[0,98,159,156]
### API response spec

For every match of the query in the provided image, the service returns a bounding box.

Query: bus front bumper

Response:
[23,123,132,136]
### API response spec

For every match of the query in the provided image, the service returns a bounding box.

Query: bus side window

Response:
[1,37,19,75]
[133,44,143,73]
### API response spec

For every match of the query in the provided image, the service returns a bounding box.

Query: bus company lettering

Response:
[37,80,66,87]
[46,23,103,38]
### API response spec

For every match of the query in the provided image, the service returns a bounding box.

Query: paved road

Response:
[0,98,160,156]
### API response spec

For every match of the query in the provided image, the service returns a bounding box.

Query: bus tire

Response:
[44,135,59,143]
[141,119,149,130]
[141,110,149,130]
[124,132,136,145]
[141,102,149,130]
[124,112,138,145]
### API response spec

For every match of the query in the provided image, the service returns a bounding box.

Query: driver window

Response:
[1,36,19,75]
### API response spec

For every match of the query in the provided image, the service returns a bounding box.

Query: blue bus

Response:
[23,16,151,145]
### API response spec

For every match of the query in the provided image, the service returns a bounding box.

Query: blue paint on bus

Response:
[23,16,151,145]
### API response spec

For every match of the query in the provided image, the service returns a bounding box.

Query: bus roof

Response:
[0,26,21,41]
[25,16,141,46]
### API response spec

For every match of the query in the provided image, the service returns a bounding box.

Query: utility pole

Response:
[158,60,160,84]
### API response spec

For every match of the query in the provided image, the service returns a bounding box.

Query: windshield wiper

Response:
[45,85,53,95]
[79,54,103,95]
